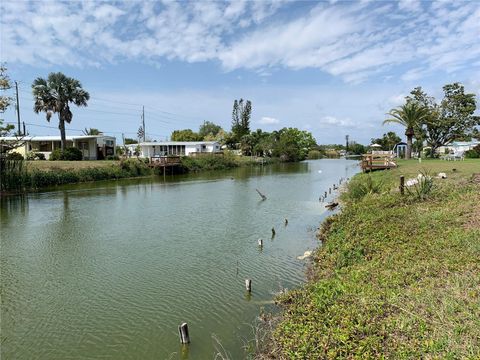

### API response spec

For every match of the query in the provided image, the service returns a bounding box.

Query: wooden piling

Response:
[284,218,288,226]
[271,227,276,237]
[245,279,252,292]
[178,323,190,344]
[258,238,263,247]
[399,176,405,195]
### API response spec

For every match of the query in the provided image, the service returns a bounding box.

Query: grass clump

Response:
[341,173,385,202]
[264,159,480,359]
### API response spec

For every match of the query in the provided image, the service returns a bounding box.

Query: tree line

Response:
[170,98,317,162]
[384,83,479,158]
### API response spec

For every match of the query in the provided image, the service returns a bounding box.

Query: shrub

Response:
[62,147,83,161]
[106,155,120,160]
[49,147,83,161]
[26,152,46,160]
[6,152,24,160]
[307,150,323,159]
[405,170,435,201]
[342,174,385,202]
[49,149,62,161]
[465,145,480,159]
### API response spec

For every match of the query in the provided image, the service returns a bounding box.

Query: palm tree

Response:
[32,73,90,151]
[383,102,428,159]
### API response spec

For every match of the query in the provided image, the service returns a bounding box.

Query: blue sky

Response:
[1,0,479,144]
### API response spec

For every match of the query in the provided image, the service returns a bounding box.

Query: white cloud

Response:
[1,1,479,83]
[259,116,280,125]
[321,116,354,127]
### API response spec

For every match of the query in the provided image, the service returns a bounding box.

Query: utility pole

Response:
[15,81,21,135]
[23,121,26,136]
[345,134,349,153]
[142,106,146,142]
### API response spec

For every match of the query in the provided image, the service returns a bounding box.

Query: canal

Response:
[0,159,360,359]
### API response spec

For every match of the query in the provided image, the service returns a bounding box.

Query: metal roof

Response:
[129,141,220,146]
[0,135,115,141]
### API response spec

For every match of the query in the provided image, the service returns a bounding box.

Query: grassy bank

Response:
[1,155,277,192]
[266,159,480,359]
[1,159,152,192]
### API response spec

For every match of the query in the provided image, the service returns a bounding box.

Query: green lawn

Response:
[268,159,480,359]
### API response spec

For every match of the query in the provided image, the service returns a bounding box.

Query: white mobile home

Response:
[126,141,221,158]
[0,135,116,160]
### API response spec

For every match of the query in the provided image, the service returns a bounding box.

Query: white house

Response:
[437,140,480,155]
[0,135,116,160]
[125,141,221,158]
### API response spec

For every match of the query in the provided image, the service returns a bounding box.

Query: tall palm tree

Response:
[32,73,90,151]
[383,102,428,159]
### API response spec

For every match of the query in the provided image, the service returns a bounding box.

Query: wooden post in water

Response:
[399,176,405,195]
[329,188,331,194]
[178,323,190,344]
[258,238,263,247]
[245,279,252,292]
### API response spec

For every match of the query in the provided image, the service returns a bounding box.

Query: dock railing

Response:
[361,154,397,172]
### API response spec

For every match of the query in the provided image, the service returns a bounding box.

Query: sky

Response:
[1,0,480,145]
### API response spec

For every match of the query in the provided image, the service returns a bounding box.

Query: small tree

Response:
[32,72,90,151]
[171,129,202,141]
[383,103,428,159]
[231,99,252,144]
[199,121,222,140]
[83,128,102,135]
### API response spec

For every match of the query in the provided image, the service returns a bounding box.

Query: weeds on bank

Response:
[261,160,480,359]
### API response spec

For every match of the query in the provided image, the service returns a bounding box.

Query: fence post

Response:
[245,279,252,292]
[178,323,190,344]
[399,175,405,195]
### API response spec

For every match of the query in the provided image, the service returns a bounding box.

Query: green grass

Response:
[266,159,480,359]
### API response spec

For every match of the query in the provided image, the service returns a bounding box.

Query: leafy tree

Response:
[231,99,252,144]
[271,128,317,162]
[32,72,90,151]
[406,83,480,156]
[171,129,202,141]
[82,127,102,135]
[124,137,137,145]
[1,66,25,155]
[383,102,429,159]
[349,143,366,155]
[199,121,222,140]
[370,131,401,151]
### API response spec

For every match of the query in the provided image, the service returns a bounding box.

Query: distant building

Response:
[0,135,116,160]
[125,141,221,158]
[437,140,480,155]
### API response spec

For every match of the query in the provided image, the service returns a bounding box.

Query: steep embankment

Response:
[268,160,480,359]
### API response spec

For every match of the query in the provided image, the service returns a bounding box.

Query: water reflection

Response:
[0,159,360,360]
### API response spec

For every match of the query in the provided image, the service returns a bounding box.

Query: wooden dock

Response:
[361,154,397,172]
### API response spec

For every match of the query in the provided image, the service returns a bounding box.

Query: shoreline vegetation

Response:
[258,159,480,359]
[0,153,280,194]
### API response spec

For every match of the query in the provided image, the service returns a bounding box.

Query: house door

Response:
[78,142,89,159]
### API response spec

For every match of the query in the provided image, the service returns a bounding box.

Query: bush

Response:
[49,147,83,161]
[26,152,46,160]
[342,174,385,202]
[106,155,120,160]
[465,145,480,159]
[307,150,324,159]
[6,152,24,160]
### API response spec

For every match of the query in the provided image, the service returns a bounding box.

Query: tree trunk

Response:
[406,134,413,159]
[59,117,66,151]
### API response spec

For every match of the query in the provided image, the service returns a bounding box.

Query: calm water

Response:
[1,159,359,359]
